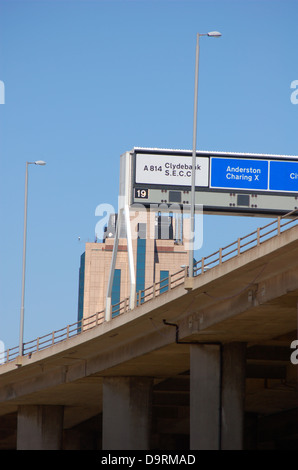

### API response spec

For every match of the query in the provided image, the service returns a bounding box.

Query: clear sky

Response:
[0,0,297,351]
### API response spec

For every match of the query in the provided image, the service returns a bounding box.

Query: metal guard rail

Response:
[1,210,298,365]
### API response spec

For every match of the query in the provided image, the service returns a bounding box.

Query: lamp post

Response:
[189,31,221,278]
[19,160,46,357]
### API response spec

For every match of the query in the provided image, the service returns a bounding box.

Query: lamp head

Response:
[207,31,222,37]
[34,161,46,166]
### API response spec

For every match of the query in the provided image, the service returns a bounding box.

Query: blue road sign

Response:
[210,157,269,191]
[269,160,298,192]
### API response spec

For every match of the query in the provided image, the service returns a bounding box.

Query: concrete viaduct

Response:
[0,217,297,450]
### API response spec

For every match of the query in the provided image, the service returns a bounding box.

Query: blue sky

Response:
[0,0,297,351]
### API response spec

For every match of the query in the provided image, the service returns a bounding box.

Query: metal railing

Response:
[1,310,105,364]
[1,210,298,366]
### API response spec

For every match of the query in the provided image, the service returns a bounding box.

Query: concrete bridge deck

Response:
[0,220,297,449]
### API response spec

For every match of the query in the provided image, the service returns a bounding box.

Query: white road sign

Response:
[135,153,209,187]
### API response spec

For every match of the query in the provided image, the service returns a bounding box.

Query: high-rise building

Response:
[77,210,191,323]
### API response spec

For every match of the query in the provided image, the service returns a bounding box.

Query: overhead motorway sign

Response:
[120,148,298,217]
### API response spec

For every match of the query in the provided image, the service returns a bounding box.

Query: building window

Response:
[155,214,174,240]
[136,231,146,305]
[112,269,121,317]
[160,270,169,294]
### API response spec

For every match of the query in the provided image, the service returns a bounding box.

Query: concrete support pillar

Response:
[17,405,64,450]
[102,377,153,450]
[190,344,221,450]
[221,342,246,450]
[190,342,246,450]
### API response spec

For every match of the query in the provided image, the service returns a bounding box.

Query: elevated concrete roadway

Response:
[0,223,297,449]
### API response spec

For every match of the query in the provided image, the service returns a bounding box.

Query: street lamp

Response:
[189,31,221,278]
[19,160,46,357]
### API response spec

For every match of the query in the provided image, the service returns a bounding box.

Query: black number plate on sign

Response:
[134,188,149,199]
